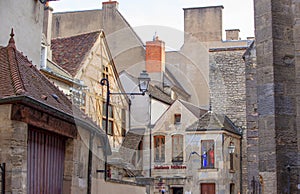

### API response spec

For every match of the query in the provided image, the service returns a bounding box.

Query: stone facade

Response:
[253,0,300,193]
[244,42,259,193]
[209,48,247,127]
[147,100,242,194]
[0,104,27,194]
[209,47,249,193]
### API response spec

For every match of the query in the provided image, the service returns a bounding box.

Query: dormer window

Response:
[40,45,47,69]
[174,114,181,124]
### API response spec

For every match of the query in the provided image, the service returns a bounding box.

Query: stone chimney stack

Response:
[225,29,240,40]
[102,1,119,10]
[102,1,119,36]
[42,5,53,65]
[183,6,223,43]
[43,5,53,45]
[145,36,165,84]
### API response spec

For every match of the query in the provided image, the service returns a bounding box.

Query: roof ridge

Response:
[51,30,101,41]
[7,29,26,95]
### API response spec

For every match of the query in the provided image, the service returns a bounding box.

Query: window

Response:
[102,65,109,79]
[172,135,183,163]
[229,142,235,171]
[230,183,235,194]
[154,135,165,162]
[137,140,143,162]
[40,45,47,69]
[121,109,126,137]
[174,114,181,124]
[201,140,214,168]
[71,87,86,107]
[230,153,234,171]
[102,102,114,135]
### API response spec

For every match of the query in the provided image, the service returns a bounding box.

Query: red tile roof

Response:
[0,30,110,152]
[51,31,100,77]
[0,29,75,115]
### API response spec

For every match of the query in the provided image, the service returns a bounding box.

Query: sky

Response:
[50,0,254,50]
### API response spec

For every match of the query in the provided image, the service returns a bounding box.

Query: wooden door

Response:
[201,183,215,194]
[27,127,66,194]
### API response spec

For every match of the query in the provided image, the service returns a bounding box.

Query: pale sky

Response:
[50,0,254,50]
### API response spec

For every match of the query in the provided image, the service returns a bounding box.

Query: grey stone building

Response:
[209,46,250,193]
[243,42,260,193]
[242,0,300,193]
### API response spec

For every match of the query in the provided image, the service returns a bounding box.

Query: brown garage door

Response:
[201,183,215,194]
[27,127,66,194]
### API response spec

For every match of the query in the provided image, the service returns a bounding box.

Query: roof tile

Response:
[51,31,100,76]
[0,31,74,115]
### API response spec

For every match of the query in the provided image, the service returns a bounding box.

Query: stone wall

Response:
[244,42,259,193]
[0,104,27,194]
[209,47,248,193]
[209,48,247,127]
[254,0,299,193]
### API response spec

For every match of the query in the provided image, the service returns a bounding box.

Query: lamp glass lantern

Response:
[228,142,235,154]
[138,70,150,93]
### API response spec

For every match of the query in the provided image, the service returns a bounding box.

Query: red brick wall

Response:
[145,39,165,73]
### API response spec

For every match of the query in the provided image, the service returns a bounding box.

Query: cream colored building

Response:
[148,100,242,194]
[0,0,44,67]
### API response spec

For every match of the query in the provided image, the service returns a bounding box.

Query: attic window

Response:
[174,114,181,124]
[40,45,47,69]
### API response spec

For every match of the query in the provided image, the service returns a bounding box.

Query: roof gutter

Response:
[0,95,111,154]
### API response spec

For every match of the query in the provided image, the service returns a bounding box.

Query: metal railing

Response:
[0,163,5,194]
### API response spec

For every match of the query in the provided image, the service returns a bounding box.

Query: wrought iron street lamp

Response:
[99,70,150,181]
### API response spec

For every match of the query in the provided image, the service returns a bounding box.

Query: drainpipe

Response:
[240,129,243,194]
[0,163,5,194]
[129,99,131,130]
[149,94,152,178]
[87,132,95,194]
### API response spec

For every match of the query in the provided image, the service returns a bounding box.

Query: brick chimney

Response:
[146,36,165,84]
[225,29,240,40]
[146,36,165,72]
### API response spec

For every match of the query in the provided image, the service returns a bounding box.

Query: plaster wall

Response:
[185,132,241,194]
[119,73,151,128]
[94,180,146,194]
[51,10,102,39]
[0,0,44,67]
[184,6,223,43]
